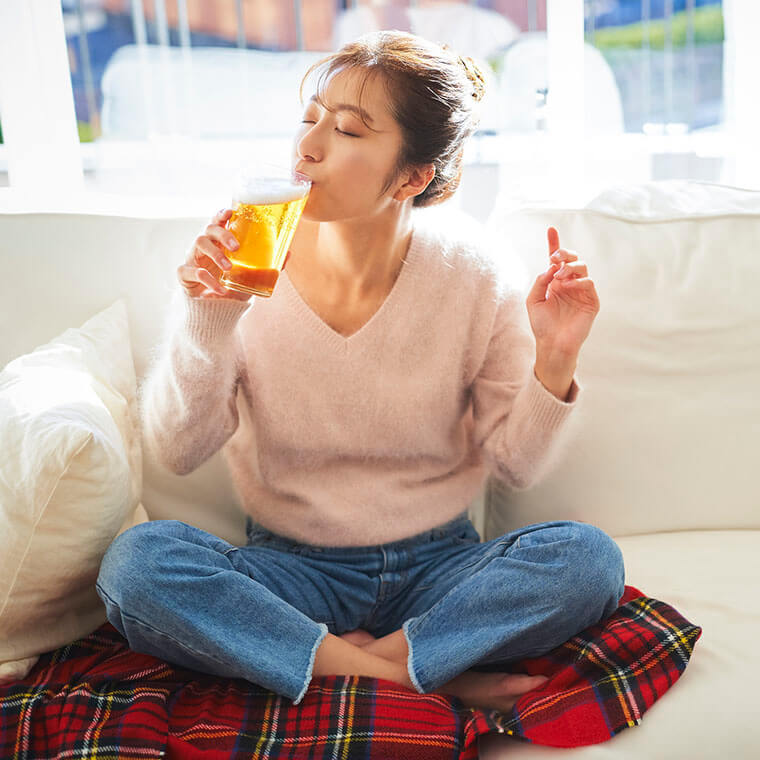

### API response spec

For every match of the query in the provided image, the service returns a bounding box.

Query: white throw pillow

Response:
[484,180,760,539]
[0,299,148,682]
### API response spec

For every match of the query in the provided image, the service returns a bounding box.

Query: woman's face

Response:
[292,68,408,222]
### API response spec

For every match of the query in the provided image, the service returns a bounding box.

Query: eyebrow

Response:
[308,94,375,126]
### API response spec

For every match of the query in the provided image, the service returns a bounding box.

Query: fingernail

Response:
[228,240,239,251]
[221,257,232,270]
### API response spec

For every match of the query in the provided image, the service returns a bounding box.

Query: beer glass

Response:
[219,163,311,298]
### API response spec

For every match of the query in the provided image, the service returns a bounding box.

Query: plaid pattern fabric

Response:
[0,585,701,759]
[461,584,703,751]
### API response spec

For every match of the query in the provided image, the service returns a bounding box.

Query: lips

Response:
[293,166,316,185]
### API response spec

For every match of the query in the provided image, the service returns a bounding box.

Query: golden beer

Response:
[220,173,311,297]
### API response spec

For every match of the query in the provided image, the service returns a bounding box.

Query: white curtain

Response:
[0,0,83,191]
[720,0,760,189]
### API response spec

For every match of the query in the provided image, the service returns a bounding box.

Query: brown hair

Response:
[298,30,486,207]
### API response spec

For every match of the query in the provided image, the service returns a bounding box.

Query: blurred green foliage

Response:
[487,5,724,77]
[78,121,95,142]
[592,6,724,49]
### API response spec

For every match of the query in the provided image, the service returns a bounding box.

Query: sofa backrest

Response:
[0,202,486,545]
[483,180,760,539]
[3,180,758,544]
[0,210,253,544]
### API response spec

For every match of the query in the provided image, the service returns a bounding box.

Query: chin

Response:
[301,206,345,223]
[300,193,366,223]
[301,208,324,222]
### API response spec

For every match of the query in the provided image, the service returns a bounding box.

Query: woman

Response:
[96,31,624,713]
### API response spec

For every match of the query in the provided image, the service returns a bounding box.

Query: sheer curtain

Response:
[720,0,760,188]
[0,0,83,192]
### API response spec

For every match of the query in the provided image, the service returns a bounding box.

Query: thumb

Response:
[526,264,557,307]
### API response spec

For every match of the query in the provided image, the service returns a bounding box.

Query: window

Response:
[1,0,757,218]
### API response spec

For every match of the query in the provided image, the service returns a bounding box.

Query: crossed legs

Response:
[313,628,549,712]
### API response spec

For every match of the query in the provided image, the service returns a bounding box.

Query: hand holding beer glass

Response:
[178,163,311,300]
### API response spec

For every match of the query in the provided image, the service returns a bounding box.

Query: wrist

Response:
[534,349,578,402]
[535,339,578,365]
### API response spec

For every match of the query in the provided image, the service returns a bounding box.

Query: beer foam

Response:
[233,177,310,206]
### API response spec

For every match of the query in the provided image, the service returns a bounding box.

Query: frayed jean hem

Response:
[292,622,329,705]
[402,619,425,695]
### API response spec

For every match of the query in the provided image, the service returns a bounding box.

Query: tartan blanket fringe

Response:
[0,585,701,759]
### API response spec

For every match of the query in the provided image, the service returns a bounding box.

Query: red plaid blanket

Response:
[0,585,700,759]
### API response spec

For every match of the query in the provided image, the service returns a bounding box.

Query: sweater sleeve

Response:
[471,285,581,491]
[139,291,252,475]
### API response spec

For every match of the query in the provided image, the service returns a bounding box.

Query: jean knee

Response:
[569,522,626,614]
[97,520,185,605]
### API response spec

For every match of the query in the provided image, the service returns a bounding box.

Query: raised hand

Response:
[525,227,600,359]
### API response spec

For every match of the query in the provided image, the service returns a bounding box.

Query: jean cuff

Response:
[402,619,425,694]
[292,622,329,706]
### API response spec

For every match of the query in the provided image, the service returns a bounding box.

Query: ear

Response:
[393,164,435,202]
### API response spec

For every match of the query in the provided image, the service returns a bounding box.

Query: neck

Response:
[290,204,414,298]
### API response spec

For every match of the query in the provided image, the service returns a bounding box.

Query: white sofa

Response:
[0,179,757,758]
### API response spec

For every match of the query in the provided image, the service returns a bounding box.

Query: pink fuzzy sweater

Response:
[140,213,581,546]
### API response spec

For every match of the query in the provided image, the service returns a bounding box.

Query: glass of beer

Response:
[219,163,311,298]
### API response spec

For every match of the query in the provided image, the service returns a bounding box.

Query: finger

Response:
[206,224,240,253]
[177,264,228,296]
[194,236,233,271]
[547,227,560,256]
[177,263,224,295]
[527,263,560,306]
[550,248,578,263]
[567,277,599,303]
[556,276,596,289]
[553,261,588,279]
[177,265,204,297]
[283,249,292,269]
[553,277,600,304]
[211,207,235,226]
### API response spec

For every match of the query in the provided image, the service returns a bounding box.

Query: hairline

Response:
[307,94,378,128]
[305,65,395,134]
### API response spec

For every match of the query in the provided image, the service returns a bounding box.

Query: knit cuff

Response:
[523,368,581,431]
[181,291,252,346]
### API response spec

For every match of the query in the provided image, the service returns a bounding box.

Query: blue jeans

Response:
[96,512,625,705]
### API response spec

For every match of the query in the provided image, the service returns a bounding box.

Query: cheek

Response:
[344,151,394,196]
[329,152,383,200]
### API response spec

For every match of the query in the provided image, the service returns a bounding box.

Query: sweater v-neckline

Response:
[280,223,423,348]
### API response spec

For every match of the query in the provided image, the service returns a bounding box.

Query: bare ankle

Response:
[435,671,550,712]
[312,633,414,690]
[360,629,409,666]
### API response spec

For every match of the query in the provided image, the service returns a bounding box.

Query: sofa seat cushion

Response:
[479,529,759,758]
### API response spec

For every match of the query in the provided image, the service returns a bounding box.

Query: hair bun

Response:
[457,55,486,103]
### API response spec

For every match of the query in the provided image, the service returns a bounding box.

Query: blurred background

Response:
[1,0,758,218]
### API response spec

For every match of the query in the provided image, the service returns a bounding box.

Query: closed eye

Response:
[300,120,358,138]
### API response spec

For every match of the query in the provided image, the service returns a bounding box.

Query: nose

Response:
[294,122,323,165]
